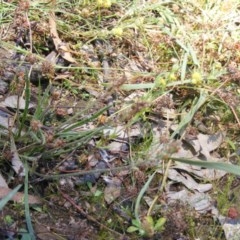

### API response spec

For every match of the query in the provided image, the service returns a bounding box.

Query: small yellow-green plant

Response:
[127,216,166,237]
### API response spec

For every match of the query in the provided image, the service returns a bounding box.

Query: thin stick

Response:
[59,190,124,237]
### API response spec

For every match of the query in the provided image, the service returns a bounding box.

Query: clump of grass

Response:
[1,0,240,238]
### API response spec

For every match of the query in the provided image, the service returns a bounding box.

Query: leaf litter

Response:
[0,0,240,239]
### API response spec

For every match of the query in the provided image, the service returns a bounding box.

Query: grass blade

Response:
[17,68,31,137]
[24,162,36,240]
[188,43,199,67]
[59,105,110,133]
[134,171,156,221]
[119,80,193,91]
[171,90,207,138]
[172,157,240,176]
[181,52,188,82]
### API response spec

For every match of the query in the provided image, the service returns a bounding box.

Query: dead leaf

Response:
[104,185,121,204]
[219,216,240,240]
[49,13,76,63]
[0,187,41,204]
[4,95,35,109]
[167,189,214,213]
[186,132,225,159]
[166,169,212,192]
[108,141,125,152]
[0,79,8,94]
[58,43,76,63]
[0,109,19,134]
[103,176,122,204]
[45,50,58,64]
[54,72,72,80]
[11,136,25,176]
[0,174,8,188]
[103,124,142,140]
[174,162,227,181]
[0,115,11,129]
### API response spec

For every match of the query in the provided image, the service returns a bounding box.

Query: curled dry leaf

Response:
[11,151,25,176]
[166,169,212,193]
[45,50,57,64]
[49,12,76,63]
[11,136,25,176]
[174,162,227,181]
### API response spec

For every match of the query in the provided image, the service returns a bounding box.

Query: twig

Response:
[59,190,124,237]
[34,165,131,180]
[230,105,240,128]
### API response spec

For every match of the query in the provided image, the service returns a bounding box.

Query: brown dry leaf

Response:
[0,187,41,204]
[108,141,125,152]
[103,177,122,204]
[45,50,57,64]
[54,72,72,80]
[104,185,121,205]
[11,136,25,176]
[49,12,76,63]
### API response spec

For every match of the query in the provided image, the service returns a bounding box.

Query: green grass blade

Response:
[188,44,199,67]
[171,90,207,138]
[17,69,31,137]
[119,80,193,91]
[134,171,156,221]
[172,157,240,176]
[181,52,188,82]
[59,105,110,133]
[24,162,36,240]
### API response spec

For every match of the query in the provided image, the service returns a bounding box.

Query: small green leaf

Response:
[142,216,154,237]
[127,226,139,233]
[154,217,166,231]
[145,216,154,226]
[139,229,146,236]
[132,218,141,227]
[4,215,13,225]
[21,233,32,240]
[31,206,42,212]
[94,190,102,197]
[226,139,236,151]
